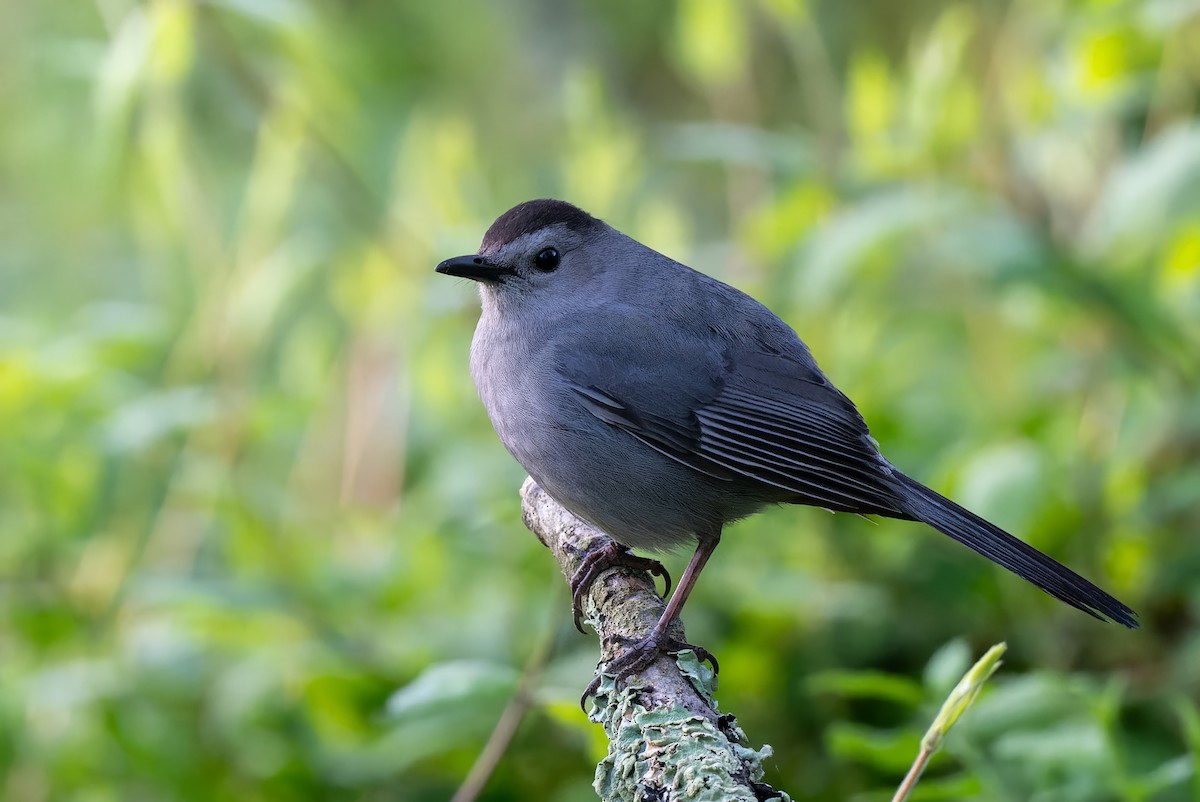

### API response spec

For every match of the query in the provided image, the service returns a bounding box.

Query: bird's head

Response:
[436,199,626,312]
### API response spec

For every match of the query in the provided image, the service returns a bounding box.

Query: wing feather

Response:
[698,415,898,497]
[569,374,907,516]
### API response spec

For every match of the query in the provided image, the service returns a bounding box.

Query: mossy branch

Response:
[519,478,790,802]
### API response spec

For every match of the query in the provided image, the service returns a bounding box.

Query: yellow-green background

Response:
[3,1,1199,800]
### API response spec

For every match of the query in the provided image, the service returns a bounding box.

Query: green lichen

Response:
[674,650,717,704]
[590,655,791,802]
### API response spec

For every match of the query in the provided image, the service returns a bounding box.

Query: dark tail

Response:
[892,471,1139,628]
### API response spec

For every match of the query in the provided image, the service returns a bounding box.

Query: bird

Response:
[436,198,1139,692]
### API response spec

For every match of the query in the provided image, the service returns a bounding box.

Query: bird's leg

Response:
[569,540,672,633]
[581,535,720,706]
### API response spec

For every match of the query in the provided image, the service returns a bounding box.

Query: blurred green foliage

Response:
[2,1,1199,800]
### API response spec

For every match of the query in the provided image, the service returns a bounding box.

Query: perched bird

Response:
[436,199,1138,690]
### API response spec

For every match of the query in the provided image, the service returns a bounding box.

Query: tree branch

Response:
[519,477,791,802]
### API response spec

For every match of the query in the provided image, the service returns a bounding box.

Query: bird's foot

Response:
[579,634,719,709]
[569,540,671,633]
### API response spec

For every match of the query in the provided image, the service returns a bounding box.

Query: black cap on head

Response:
[481,199,601,252]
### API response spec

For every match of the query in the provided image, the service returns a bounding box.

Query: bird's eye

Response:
[533,247,560,272]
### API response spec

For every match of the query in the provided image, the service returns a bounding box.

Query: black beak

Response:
[435,254,514,282]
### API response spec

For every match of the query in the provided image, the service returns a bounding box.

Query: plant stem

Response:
[892,745,934,802]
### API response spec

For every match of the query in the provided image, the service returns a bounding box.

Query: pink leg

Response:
[580,535,720,706]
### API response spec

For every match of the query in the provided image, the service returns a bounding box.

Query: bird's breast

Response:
[466,307,764,550]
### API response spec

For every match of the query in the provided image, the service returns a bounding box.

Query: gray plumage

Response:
[438,199,1138,629]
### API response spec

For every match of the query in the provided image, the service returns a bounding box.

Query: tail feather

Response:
[893,472,1138,628]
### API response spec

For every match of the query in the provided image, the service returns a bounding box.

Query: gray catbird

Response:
[437,199,1138,688]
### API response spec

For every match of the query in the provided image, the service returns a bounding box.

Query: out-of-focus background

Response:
[2,1,1199,800]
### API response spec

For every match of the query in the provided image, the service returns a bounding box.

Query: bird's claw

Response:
[578,634,719,710]
[569,541,671,633]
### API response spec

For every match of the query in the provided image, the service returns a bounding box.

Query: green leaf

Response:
[1082,123,1200,257]
[808,670,925,707]
[827,722,926,774]
[386,659,519,719]
[101,387,216,453]
[923,642,1005,752]
[306,660,524,780]
[922,639,970,697]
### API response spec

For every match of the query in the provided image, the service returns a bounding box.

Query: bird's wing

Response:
[558,321,907,516]
[555,300,1139,628]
